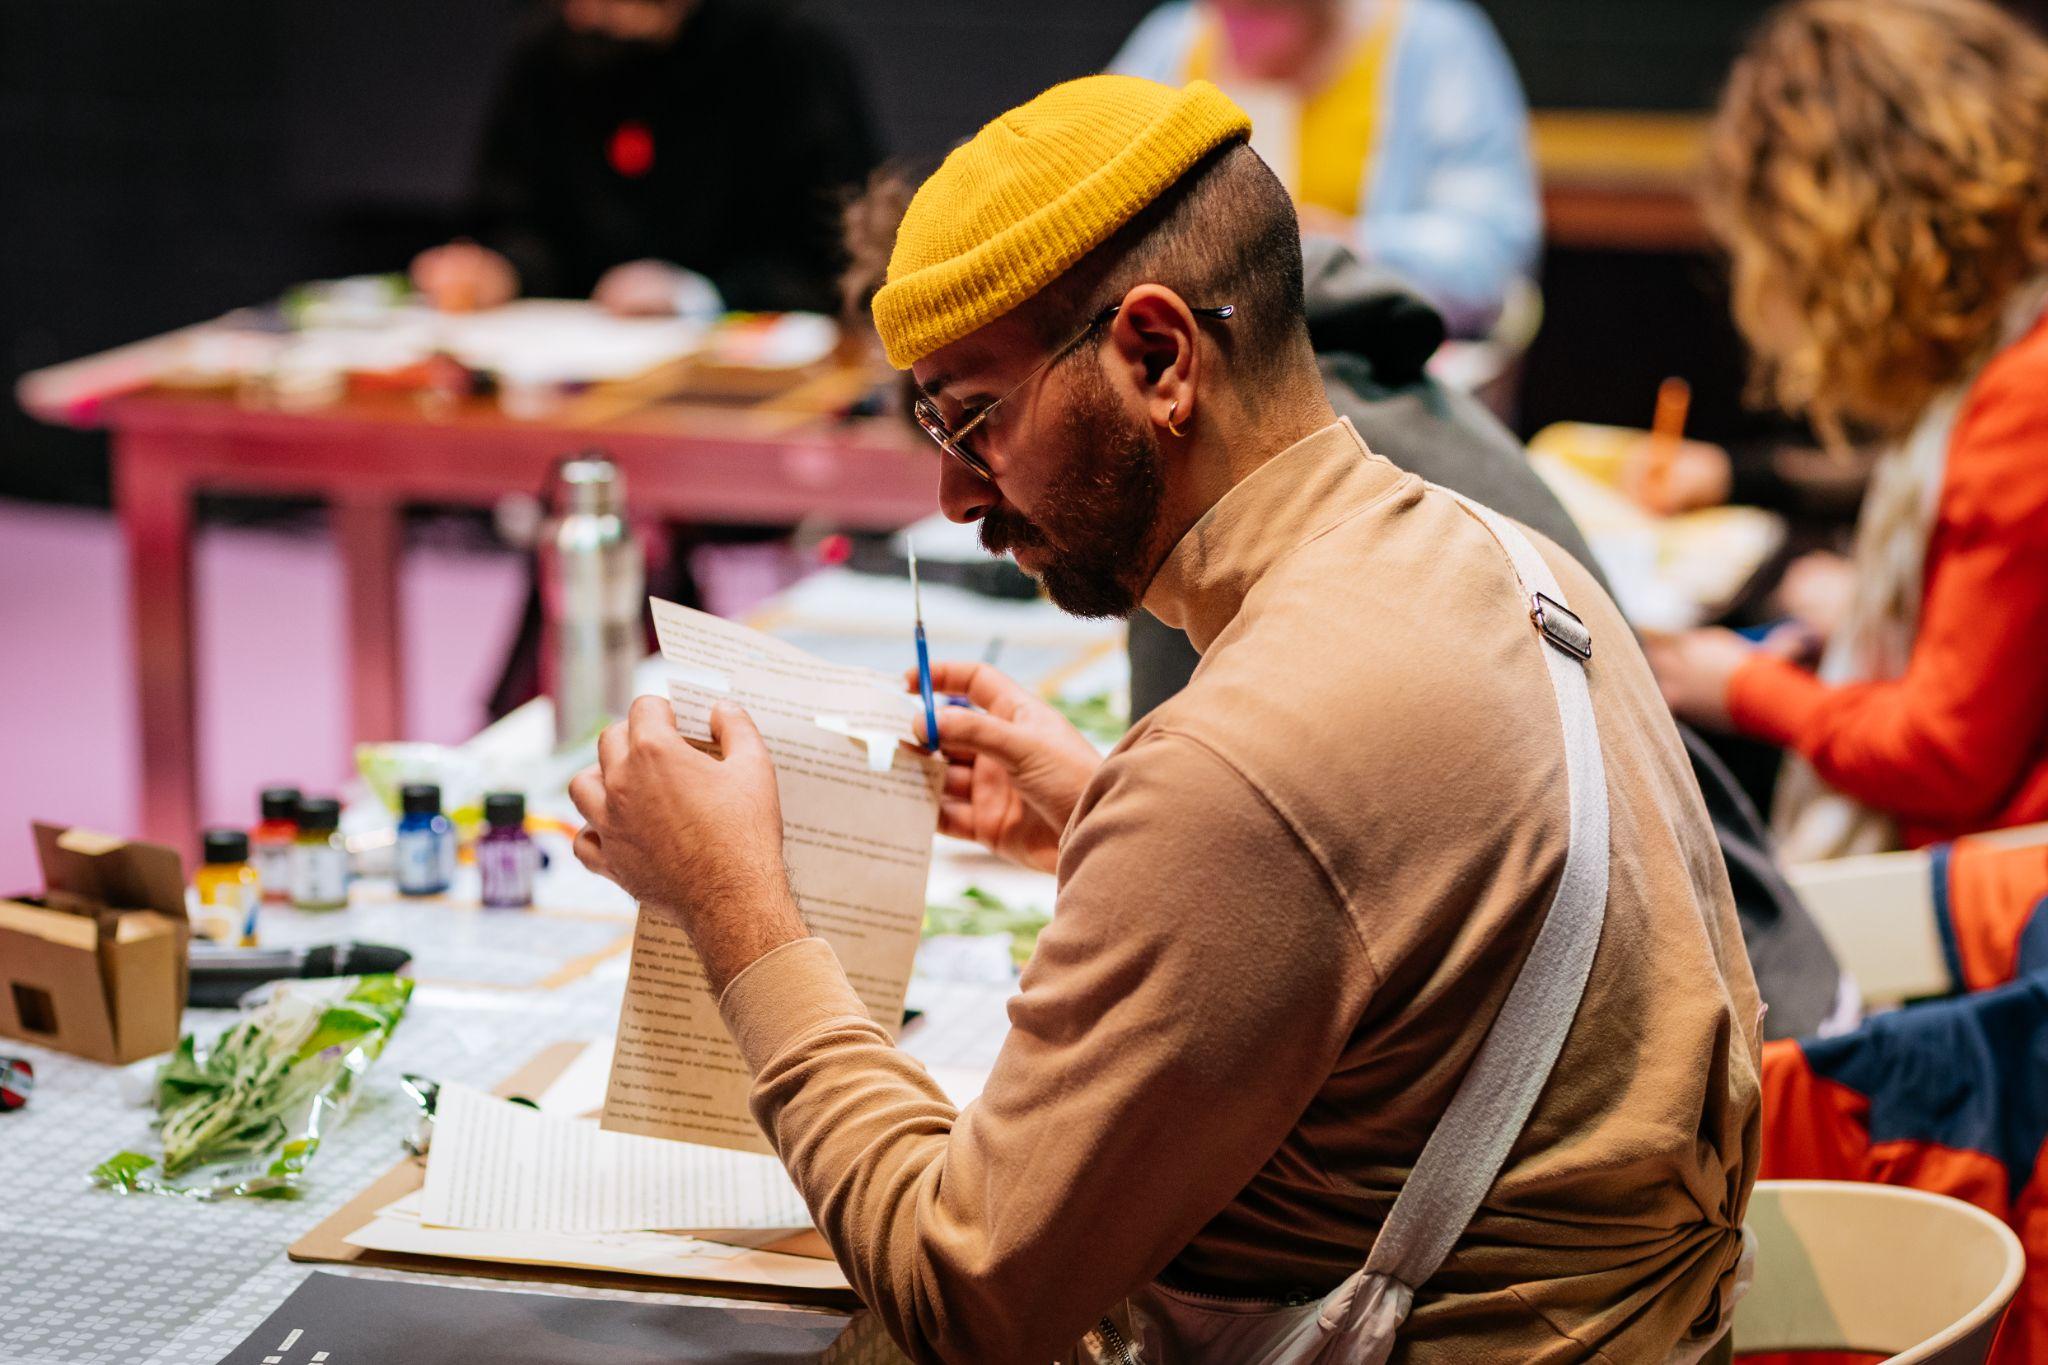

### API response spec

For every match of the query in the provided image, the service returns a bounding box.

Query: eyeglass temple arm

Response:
[1095,303,1235,324]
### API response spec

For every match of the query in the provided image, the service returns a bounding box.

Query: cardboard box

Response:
[0,823,189,1064]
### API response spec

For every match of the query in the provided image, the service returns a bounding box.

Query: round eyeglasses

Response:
[911,302,1235,481]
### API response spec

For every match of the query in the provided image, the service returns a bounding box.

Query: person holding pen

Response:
[572,74,1759,1363]
[1647,0,2048,861]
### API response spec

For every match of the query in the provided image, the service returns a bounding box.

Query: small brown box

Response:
[0,823,189,1064]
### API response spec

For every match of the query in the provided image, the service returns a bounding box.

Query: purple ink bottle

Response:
[477,791,538,908]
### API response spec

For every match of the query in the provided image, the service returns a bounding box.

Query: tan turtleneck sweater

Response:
[718,419,1763,1364]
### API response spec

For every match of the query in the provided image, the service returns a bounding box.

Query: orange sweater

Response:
[1728,315,2048,847]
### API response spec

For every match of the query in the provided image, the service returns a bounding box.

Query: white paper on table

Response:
[431,300,705,383]
[421,1082,812,1234]
[346,1191,849,1291]
[536,1038,616,1118]
[601,600,943,1156]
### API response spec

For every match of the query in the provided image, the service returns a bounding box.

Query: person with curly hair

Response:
[1648,0,2048,860]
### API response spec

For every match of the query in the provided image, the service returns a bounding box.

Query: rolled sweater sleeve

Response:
[1726,382,2048,829]
[718,730,1375,1364]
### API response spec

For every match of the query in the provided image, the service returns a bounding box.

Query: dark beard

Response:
[978,363,1167,619]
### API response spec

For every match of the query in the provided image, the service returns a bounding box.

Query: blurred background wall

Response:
[2,0,1863,508]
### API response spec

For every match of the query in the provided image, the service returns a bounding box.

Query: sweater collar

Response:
[1142,417,1401,653]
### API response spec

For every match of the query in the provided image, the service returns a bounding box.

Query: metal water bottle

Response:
[538,454,643,748]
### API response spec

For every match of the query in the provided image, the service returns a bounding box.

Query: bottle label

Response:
[395,828,449,895]
[291,844,349,908]
[196,882,255,942]
[477,839,538,907]
[253,843,292,902]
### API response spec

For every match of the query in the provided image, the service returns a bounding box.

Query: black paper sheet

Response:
[214,1272,864,1365]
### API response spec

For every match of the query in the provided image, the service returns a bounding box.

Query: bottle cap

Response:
[552,454,625,518]
[202,829,249,864]
[296,797,341,832]
[400,783,443,817]
[484,792,526,828]
[260,787,301,822]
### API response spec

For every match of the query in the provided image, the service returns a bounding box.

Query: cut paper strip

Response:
[813,714,904,772]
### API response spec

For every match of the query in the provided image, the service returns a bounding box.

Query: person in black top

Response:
[413,0,878,316]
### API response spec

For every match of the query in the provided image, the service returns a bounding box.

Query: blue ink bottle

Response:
[395,783,455,897]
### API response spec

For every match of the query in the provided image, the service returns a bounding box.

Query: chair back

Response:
[1733,1180,2025,1364]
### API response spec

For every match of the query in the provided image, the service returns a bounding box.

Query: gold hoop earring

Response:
[1165,399,1186,438]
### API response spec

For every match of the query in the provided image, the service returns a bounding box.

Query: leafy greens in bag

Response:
[92,974,412,1199]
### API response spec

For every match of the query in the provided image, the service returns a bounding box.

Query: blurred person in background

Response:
[1649,0,2048,861]
[1109,0,1539,336]
[412,0,878,317]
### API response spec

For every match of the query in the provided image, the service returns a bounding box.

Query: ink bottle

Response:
[394,783,454,897]
[290,797,350,911]
[477,791,538,909]
[194,829,260,944]
[250,786,299,904]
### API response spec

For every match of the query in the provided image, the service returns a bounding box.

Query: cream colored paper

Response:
[420,1082,812,1234]
[601,600,943,1155]
[346,1191,850,1292]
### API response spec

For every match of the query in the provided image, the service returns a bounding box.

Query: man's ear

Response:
[1103,285,1201,438]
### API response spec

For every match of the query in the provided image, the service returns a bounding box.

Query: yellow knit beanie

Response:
[872,75,1252,370]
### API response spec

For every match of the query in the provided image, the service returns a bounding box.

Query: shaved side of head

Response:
[1024,141,1318,406]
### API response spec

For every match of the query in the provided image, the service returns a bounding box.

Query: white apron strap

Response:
[1316,498,1611,1360]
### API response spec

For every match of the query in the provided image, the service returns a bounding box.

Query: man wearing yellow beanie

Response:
[573,75,1760,1363]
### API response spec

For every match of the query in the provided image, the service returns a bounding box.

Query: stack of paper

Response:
[342,1190,848,1292]
[343,1073,847,1292]
[1529,451,1786,632]
[421,1083,812,1235]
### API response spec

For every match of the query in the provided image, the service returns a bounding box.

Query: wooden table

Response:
[1532,110,1712,252]
[18,366,937,855]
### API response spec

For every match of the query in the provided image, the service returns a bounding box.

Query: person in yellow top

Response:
[1112,0,1540,335]
[572,75,1757,1363]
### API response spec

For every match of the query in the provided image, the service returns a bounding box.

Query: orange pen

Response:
[1644,376,1692,511]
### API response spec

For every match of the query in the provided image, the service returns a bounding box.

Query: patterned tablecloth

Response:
[0,872,1020,1365]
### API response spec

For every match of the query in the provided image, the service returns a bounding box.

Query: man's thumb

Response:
[709,702,768,762]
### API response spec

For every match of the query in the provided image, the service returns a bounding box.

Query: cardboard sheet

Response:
[348,1191,846,1291]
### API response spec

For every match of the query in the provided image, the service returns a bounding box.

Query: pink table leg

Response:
[113,431,199,857]
[333,495,405,748]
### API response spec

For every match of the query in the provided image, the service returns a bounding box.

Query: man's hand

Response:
[570,696,806,993]
[909,662,1102,873]
[410,242,518,313]
[1642,627,1757,731]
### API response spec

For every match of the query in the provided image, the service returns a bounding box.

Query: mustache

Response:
[978,509,1051,558]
